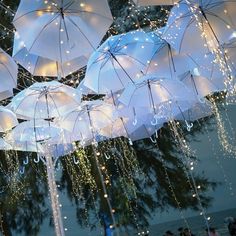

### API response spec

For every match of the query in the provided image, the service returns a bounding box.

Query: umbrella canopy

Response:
[13,0,113,63]
[0,48,18,96]
[83,30,156,93]
[119,75,196,109]
[59,100,117,143]
[133,0,176,5]
[162,1,236,57]
[175,100,213,122]
[129,123,163,141]
[145,31,196,78]
[0,106,18,132]
[13,33,89,78]
[179,71,225,98]
[8,81,81,119]
[6,120,65,144]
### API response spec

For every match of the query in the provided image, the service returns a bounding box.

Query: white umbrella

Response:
[179,71,225,99]
[133,0,176,5]
[162,1,236,57]
[0,107,18,132]
[175,100,213,122]
[83,30,156,93]
[13,33,89,78]
[0,48,18,97]
[145,31,196,78]
[8,81,81,119]
[58,100,117,144]
[119,76,196,108]
[13,0,113,63]
[6,120,65,144]
[129,123,163,141]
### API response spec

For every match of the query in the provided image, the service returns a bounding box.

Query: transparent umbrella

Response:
[13,33,89,78]
[133,0,176,5]
[162,0,236,57]
[13,0,113,63]
[8,81,81,119]
[83,30,156,93]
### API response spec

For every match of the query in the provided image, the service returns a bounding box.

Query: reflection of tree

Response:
[0,151,49,236]
[59,120,217,236]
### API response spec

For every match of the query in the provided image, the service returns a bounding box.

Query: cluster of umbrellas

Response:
[0,0,235,158]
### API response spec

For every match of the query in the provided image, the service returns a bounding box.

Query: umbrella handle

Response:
[128,138,133,146]
[197,95,206,103]
[19,166,25,175]
[73,156,79,164]
[23,156,29,165]
[155,130,158,138]
[150,136,157,144]
[34,154,40,163]
[132,117,137,126]
[105,153,111,160]
[151,115,158,126]
[185,120,194,132]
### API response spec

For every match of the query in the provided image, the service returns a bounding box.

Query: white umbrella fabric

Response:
[0,48,18,98]
[0,107,18,132]
[8,81,81,119]
[83,30,156,93]
[13,33,89,78]
[13,0,113,63]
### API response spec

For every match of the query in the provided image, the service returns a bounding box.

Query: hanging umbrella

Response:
[58,100,117,144]
[0,107,18,132]
[13,33,89,78]
[8,81,81,119]
[119,75,197,126]
[175,100,213,122]
[6,120,66,144]
[162,0,236,57]
[179,71,225,99]
[13,0,113,63]
[119,75,196,108]
[133,0,176,5]
[129,123,163,141]
[145,31,197,78]
[83,30,156,93]
[0,48,18,99]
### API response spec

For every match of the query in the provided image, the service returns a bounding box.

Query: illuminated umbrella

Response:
[13,33,89,78]
[0,106,18,132]
[59,100,117,144]
[179,71,225,100]
[0,48,18,99]
[162,1,236,57]
[83,30,156,93]
[134,0,176,5]
[13,0,113,63]
[8,81,81,119]
[175,100,213,122]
